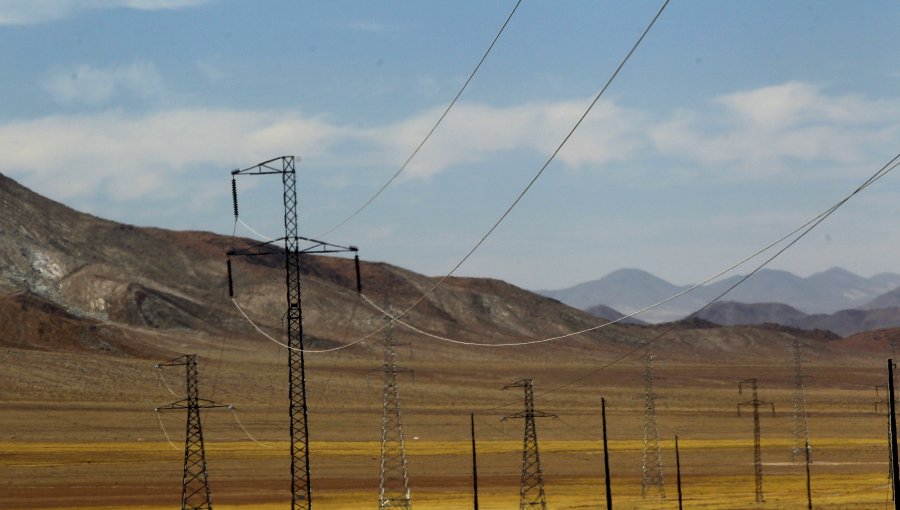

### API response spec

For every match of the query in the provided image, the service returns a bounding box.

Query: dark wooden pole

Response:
[675,435,683,510]
[471,412,479,510]
[602,397,612,510]
[804,440,812,509]
[889,359,899,509]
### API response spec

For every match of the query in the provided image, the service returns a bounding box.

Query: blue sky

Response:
[2,0,900,290]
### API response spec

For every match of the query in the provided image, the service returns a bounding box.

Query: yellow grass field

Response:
[2,335,898,509]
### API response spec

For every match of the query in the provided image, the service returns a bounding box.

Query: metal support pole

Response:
[675,435,683,510]
[471,413,479,510]
[805,440,812,510]
[889,359,900,509]
[601,397,612,510]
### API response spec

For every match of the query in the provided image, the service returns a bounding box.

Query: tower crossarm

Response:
[501,411,558,421]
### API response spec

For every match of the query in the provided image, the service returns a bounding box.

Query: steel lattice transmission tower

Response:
[738,378,775,503]
[641,353,665,499]
[502,379,556,510]
[791,338,811,462]
[156,354,230,510]
[228,156,361,510]
[379,312,412,509]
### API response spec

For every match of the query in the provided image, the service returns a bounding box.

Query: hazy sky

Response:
[2,1,900,290]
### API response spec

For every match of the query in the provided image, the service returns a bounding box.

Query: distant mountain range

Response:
[694,301,900,337]
[538,268,900,326]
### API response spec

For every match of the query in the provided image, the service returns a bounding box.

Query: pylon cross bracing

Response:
[738,378,775,504]
[156,354,230,510]
[502,379,556,510]
[641,353,665,499]
[791,339,811,462]
[379,310,412,509]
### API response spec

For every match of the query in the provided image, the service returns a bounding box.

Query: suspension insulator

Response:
[231,177,239,219]
[354,254,362,294]
[227,258,234,297]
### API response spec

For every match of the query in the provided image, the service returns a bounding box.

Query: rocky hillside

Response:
[0,173,632,357]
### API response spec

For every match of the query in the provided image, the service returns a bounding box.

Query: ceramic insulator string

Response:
[231,177,238,219]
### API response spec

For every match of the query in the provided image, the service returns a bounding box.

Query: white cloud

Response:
[1,82,897,209]
[0,0,212,25]
[0,108,352,202]
[365,99,646,180]
[649,82,900,177]
[42,62,164,105]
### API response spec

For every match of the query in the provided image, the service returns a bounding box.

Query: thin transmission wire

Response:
[343,0,671,348]
[231,298,369,353]
[521,151,900,403]
[315,0,524,239]
[155,411,180,450]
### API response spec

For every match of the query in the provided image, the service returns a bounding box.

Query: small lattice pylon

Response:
[379,311,413,509]
[641,353,665,498]
[156,354,230,510]
[502,379,557,510]
[791,339,811,462]
[738,378,775,504]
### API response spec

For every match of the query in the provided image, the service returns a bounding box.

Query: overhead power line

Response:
[234,151,900,363]
[337,0,671,349]
[315,0,524,239]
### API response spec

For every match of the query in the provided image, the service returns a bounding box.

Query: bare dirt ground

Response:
[1,327,897,509]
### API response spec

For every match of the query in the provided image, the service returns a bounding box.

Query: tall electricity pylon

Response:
[791,339,811,462]
[641,353,665,498]
[228,156,361,510]
[502,379,557,510]
[156,354,230,510]
[738,378,775,503]
[379,312,412,509]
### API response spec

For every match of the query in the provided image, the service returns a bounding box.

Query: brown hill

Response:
[0,173,639,358]
[0,171,871,365]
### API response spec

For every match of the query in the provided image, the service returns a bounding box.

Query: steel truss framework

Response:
[738,378,776,503]
[156,354,229,510]
[228,156,360,510]
[503,379,556,510]
[379,314,412,509]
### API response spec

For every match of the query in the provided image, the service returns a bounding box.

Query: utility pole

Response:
[738,378,775,504]
[471,413,479,510]
[675,435,683,510]
[804,440,812,510]
[791,338,811,462]
[641,353,665,498]
[888,359,900,508]
[156,354,230,510]
[228,156,361,510]
[502,379,556,510]
[601,397,612,510]
[379,313,412,509]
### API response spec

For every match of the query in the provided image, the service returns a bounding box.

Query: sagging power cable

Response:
[338,0,671,348]
[315,0,525,239]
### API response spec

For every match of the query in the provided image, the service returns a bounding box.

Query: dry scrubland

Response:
[1,329,898,509]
